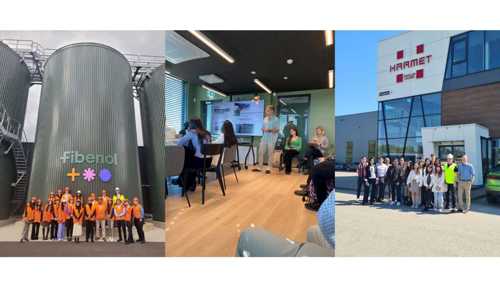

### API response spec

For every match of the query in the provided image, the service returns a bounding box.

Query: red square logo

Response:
[396,50,404,60]
[416,69,424,79]
[416,44,424,54]
[396,74,404,83]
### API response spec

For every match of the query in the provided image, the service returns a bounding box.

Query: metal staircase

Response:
[0,103,29,214]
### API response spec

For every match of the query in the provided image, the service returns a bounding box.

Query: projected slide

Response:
[211,100,264,137]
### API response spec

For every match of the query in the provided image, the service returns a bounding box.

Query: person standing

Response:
[84,197,96,243]
[422,165,434,211]
[376,157,388,202]
[31,201,42,240]
[356,157,367,200]
[390,158,401,206]
[56,201,68,241]
[20,201,34,243]
[95,196,108,241]
[283,127,302,175]
[253,105,279,174]
[132,197,145,243]
[41,200,54,240]
[398,158,409,207]
[432,166,447,212]
[457,155,475,213]
[113,199,127,243]
[124,200,134,244]
[363,157,377,205]
[443,154,458,212]
[407,164,423,209]
[72,200,84,243]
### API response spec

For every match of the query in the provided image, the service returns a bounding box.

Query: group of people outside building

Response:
[356,153,476,213]
[20,187,146,244]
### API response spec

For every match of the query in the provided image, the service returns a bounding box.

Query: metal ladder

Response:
[0,103,29,214]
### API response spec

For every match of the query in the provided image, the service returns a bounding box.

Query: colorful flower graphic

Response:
[82,168,96,182]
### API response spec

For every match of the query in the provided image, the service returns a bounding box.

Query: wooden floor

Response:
[165,168,317,257]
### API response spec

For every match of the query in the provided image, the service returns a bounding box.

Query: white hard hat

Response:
[447,154,454,159]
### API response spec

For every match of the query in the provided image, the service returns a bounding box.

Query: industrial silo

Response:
[139,65,166,221]
[0,41,31,219]
[29,43,142,201]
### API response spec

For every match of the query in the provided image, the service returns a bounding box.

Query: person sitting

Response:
[302,126,329,173]
[177,117,212,191]
[283,127,302,175]
[304,156,335,211]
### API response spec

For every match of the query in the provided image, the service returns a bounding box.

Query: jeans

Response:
[126,221,134,242]
[134,218,145,242]
[434,192,444,209]
[31,222,40,240]
[377,178,386,201]
[85,220,95,242]
[445,184,456,209]
[57,223,65,240]
[21,221,31,241]
[356,176,363,199]
[396,182,403,203]
[50,220,58,239]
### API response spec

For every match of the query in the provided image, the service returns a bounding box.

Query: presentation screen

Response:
[211,100,264,137]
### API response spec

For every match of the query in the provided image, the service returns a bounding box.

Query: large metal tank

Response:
[139,65,166,221]
[29,43,142,201]
[0,41,31,219]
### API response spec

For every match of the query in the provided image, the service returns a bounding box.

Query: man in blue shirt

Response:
[457,155,475,213]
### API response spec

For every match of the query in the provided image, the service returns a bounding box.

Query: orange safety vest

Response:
[57,206,68,224]
[23,205,34,222]
[42,206,54,222]
[132,205,143,219]
[124,206,132,222]
[33,208,42,223]
[85,204,96,221]
[73,207,84,224]
[113,205,125,221]
[95,203,108,221]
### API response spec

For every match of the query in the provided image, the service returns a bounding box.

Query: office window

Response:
[165,74,186,133]
[451,37,467,77]
[486,31,500,70]
[377,93,441,158]
[468,31,485,73]
[346,141,353,164]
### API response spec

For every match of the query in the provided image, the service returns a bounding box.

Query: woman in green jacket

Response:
[283,127,302,174]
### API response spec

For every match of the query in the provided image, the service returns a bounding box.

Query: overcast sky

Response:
[0,31,165,145]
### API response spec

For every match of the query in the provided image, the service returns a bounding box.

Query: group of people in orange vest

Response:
[20,186,146,244]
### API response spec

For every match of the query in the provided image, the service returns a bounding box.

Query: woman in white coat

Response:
[432,165,447,212]
[407,164,423,209]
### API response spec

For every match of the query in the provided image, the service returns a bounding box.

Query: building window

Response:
[368,140,377,158]
[446,31,500,79]
[377,93,441,158]
[485,31,500,70]
[346,141,353,164]
[165,74,186,133]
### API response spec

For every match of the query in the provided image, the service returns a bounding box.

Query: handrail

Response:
[0,102,23,140]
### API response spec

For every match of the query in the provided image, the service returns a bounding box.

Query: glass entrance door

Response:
[277,95,310,152]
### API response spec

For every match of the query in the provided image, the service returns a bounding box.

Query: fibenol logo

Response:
[60,151,118,166]
[389,44,431,83]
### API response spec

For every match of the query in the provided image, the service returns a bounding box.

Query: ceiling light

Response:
[328,69,334,88]
[286,59,294,65]
[202,85,227,97]
[325,30,333,46]
[279,99,288,106]
[254,79,272,94]
[189,30,235,63]
[251,71,256,75]
[291,109,297,114]
[199,74,224,84]
[283,76,288,80]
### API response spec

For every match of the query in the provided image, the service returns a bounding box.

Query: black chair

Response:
[165,145,191,207]
[221,144,239,188]
[201,143,226,204]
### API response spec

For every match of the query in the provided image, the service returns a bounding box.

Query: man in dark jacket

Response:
[356,157,367,200]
